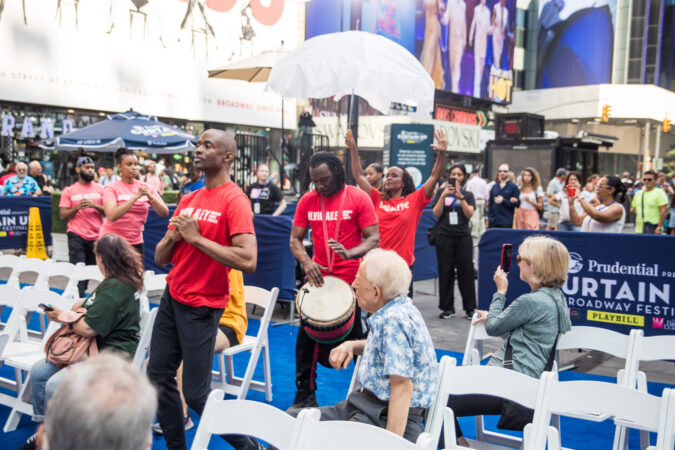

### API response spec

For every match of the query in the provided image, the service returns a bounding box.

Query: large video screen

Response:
[305,0,516,104]
[536,0,616,88]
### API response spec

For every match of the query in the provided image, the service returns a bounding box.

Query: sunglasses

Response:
[597,184,611,189]
[498,170,508,173]
[643,178,654,182]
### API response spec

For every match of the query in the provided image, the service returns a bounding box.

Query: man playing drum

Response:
[289,151,379,409]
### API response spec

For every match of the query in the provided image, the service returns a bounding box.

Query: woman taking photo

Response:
[100,147,169,256]
[570,175,626,233]
[347,128,447,296]
[514,167,543,230]
[445,235,572,447]
[28,234,143,424]
[549,171,583,231]
[431,164,476,319]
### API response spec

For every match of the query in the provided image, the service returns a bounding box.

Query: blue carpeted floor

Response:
[0,311,670,449]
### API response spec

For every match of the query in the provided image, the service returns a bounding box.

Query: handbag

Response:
[44,308,98,368]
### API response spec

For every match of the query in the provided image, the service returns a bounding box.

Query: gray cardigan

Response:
[486,287,572,379]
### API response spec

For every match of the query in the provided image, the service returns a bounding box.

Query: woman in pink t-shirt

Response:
[347,129,447,296]
[100,148,169,256]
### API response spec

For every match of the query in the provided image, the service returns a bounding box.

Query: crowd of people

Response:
[7,129,675,450]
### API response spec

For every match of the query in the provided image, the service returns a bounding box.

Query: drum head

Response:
[296,276,355,323]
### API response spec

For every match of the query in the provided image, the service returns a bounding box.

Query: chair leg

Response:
[4,371,32,433]
[237,345,263,400]
[612,425,629,450]
[262,341,272,402]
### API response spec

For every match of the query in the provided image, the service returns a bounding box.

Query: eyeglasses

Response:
[498,170,508,173]
[596,185,611,189]
[643,178,654,182]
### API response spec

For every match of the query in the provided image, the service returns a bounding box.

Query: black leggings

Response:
[440,394,502,447]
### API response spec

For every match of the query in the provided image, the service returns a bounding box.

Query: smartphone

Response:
[447,177,456,188]
[38,303,54,312]
[566,186,576,197]
[500,244,513,273]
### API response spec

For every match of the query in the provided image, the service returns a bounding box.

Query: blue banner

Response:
[478,229,675,336]
[0,196,52,249]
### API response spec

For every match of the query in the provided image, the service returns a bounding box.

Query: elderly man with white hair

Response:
[2,162,41,196]
[280,249,438,443]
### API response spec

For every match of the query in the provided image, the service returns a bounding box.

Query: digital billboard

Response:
[305,0,517,104]
[536,0,616,88]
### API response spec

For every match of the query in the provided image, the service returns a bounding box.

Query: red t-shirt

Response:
[59,182,105,241]
[100,180,160,245]
[166,182,255,309]
[293,185,377,284]
[369,187,431,266]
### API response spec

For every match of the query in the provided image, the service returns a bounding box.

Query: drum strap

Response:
[320,188,347,273]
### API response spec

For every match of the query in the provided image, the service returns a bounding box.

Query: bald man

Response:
[29,160,54,194]
[2,162,42,196]
[151,129,260,450]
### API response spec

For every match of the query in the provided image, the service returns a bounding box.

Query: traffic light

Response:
[601,104,611,123]
[663,118,672,133]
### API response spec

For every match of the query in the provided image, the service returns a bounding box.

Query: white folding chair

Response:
[0,284,21,331]
[132,307,158,371]
[0,253,20,283]
[0,288,76,432]
[40,260,77,293]
[540,373,675,450]
[294,411,436,450]
[555,326,639,449]
[139,270,167,312]
[625,330,675,450]
[62,263,104,299]
[211,286,278,401]
[190,391,310,450]
[6,256,49,289]
[347,355,362,395]
[427,356,552,450]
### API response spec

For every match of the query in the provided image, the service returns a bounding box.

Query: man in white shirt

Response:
[491,0,508,68]
[443,0,467,93]
[465,168,489,237]
[469,0,491,96]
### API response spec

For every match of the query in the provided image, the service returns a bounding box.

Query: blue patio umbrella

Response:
[54,110,197,154]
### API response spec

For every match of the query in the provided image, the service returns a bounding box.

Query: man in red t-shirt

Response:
[289,152,379,410]
[58,156,105,297]
[149,129,260,450]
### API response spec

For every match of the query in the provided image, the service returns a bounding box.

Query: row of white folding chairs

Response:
[191,357,675,450]
[463,318,675,449]
[191,391,435,450]
[0,285,159,432]
[434,358,675,450]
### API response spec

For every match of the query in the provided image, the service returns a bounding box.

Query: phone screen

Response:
[500,244,513,273]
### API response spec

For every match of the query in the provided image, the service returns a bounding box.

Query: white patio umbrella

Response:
[264,31,435,119]
[208,47,288,82]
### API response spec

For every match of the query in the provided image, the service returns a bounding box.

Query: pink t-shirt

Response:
[59,182,105,241]
[144,173,163,193]
[99,180,160,245]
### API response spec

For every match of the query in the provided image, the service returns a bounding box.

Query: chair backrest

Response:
[41,260,77,290]
[0,254,20,282]
[244,286,279,340]
[63,264,104,298]
[631,333,675,363]
[0,284,21,308]
[426,356,552,449]
[132,307,158,369]
[6,256,49,288]
[462,317,503,366]
[190,392,307,450]
[556,326,634,358]
[540,373,675,450]
[294,412,436,450]
[4,287,76,343]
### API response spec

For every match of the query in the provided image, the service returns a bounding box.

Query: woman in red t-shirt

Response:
[347,129,447,296]
[100,148,169,256]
